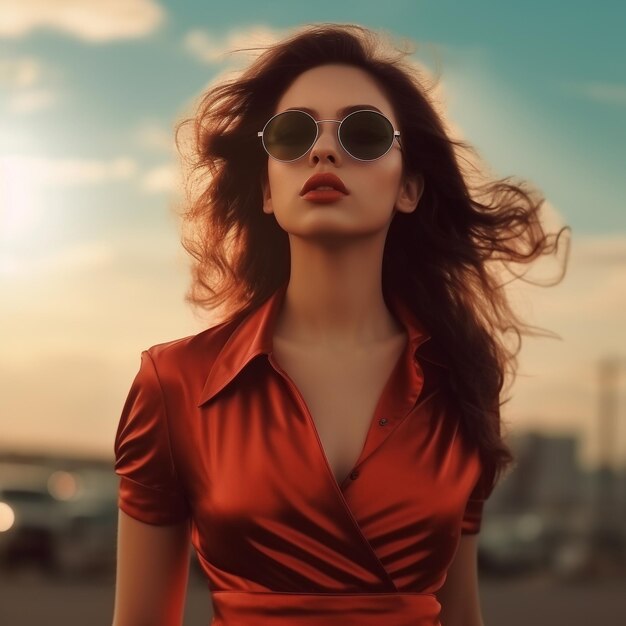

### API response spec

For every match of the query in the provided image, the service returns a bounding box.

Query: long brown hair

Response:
[173,23,571,498]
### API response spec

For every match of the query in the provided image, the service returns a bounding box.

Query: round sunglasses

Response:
[257,109,402,162]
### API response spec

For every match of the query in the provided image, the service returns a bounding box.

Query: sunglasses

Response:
[257,109,402,162]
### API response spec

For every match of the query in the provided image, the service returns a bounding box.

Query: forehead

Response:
[274,64,395,121]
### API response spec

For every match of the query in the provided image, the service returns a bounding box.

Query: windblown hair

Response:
[173,23,571,498]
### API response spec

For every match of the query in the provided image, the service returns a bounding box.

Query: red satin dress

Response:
[114,280,494,625]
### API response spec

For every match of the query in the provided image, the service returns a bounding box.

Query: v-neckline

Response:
[268,332,409,493]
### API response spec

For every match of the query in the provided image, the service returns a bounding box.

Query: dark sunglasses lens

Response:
[341,111,394,160]
[263,111,316,161]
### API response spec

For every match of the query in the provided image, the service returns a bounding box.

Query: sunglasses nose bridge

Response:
[309,119,342,152]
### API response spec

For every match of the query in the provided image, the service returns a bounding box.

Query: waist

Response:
[210,590,441,626]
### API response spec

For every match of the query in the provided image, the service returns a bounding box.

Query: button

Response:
[378,418,388,426]
[349,470,360,480]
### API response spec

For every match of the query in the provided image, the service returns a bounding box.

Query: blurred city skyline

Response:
[1,1,625,469]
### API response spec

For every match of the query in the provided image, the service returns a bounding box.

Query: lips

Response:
[300,173,349,196]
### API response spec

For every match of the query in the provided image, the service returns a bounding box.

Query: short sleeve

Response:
[460,457,496,535]
[113,350,190,525]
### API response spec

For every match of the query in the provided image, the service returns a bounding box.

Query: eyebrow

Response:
[283,104,383,117]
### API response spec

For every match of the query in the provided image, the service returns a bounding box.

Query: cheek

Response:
[360,161,402,199]
[265,163,275,195]
[266,163,289,200]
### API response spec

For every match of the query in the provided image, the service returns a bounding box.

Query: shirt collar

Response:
[197,280,447,407]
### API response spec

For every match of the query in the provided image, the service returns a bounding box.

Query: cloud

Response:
[571,233,626,265]
[6,88,59,113]
[132,119,176,152]
[0,56,42,88]
[140,162,182,194]
[1,241,116,278]
[0,56,61,113]
[1,154,138,186]
[183,24,286,65]
[565,81,626,107]
[0,155,141,245]
[0,0,165,42]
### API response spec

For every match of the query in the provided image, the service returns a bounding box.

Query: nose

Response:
[307,120,343,164]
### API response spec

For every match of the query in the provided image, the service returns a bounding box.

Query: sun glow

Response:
[0,155,44,276]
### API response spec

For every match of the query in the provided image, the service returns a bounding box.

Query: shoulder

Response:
[142,316,241,386]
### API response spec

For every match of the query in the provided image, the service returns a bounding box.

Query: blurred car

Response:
[0,482,68,573]
[0,463,120,579]
[0,462,210,581]
[47,467,120,579]
[51,496,118,579]
[477,512,551,575]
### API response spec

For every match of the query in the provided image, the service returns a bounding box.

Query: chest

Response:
[271,334,408,486]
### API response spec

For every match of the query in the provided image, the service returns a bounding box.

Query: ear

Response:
[261,178,274,215]
[395,172,424,215]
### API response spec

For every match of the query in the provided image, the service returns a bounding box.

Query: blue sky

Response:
[1,1,625,465]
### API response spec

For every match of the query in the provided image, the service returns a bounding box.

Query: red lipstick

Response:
[300,172,349,196]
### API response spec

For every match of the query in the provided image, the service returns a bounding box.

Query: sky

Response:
[1,0,625,470]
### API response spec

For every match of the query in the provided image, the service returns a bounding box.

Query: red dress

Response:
[114,280,494,625]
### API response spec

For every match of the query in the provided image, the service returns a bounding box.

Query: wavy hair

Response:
[173,23,571,498]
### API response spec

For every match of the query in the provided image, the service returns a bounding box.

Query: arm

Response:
[112,509,191,626]
[435,534,485,626]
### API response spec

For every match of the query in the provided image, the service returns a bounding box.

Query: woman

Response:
[112,23,570,626]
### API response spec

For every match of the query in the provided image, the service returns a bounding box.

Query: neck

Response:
[273,237,404,349]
